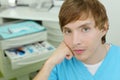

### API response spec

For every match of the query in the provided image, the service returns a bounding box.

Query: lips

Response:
[73,49,85,54]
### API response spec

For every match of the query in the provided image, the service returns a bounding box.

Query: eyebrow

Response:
[63,27,70,30]
[63,22,92,30]
[79,22,93,27]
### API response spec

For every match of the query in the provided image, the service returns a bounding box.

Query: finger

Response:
[66,53,73,60]
[63,41,74,55]
[63,41,73,60]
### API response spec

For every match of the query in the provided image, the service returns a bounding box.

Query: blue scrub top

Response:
[48,44,120,80]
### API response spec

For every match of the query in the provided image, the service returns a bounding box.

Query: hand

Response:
[47,41,73,65]
[33,41,73,80]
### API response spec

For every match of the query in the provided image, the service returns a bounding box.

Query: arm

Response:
[33,41,73,80]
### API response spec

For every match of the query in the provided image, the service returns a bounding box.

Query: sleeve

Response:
[48,66,58,80]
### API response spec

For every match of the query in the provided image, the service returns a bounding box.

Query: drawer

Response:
[42,21,63,37]
[48,39,61,47]
[48,32,63,42]
[0,31,47,49]
[5,41,55,69]
[42,21,60,29]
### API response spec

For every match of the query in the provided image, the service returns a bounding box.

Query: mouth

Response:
[73,49,85,55]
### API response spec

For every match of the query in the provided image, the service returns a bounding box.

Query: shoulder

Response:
[109,44,120,57]
[110,44,120,51]
[57,57,75,67]
[55,57,80,69]
[49,57,81,80]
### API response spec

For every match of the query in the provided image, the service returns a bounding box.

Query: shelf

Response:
[0,7,60,22]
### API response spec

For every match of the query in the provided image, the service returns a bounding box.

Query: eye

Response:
[82,27,90,32]
[63,29,72,35]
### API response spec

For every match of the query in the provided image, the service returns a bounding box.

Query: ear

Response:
[102,21,109,35]
[104,21,109,31]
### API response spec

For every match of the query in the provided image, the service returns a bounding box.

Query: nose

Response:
[72,32,82,46]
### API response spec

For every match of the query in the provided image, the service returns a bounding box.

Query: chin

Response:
[75,55,88,62]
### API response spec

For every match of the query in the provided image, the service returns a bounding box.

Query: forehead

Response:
[64,17,95,29]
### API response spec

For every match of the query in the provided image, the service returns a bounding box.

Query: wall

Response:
[100,0,120,45]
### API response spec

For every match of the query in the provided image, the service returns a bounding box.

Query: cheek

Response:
[64,36,72,46]
[88,33,102,47]
[94,33,103,43]
[83,34,100,49]
[89,31,102,41]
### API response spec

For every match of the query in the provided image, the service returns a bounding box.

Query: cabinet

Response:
[0,22,55,80]
[0,6,60,80]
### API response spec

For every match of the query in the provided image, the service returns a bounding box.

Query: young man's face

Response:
[63,17,106,63]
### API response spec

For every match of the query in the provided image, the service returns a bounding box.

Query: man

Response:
[33,0,120,80]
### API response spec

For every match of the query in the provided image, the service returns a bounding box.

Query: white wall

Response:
[100,0,120,46]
